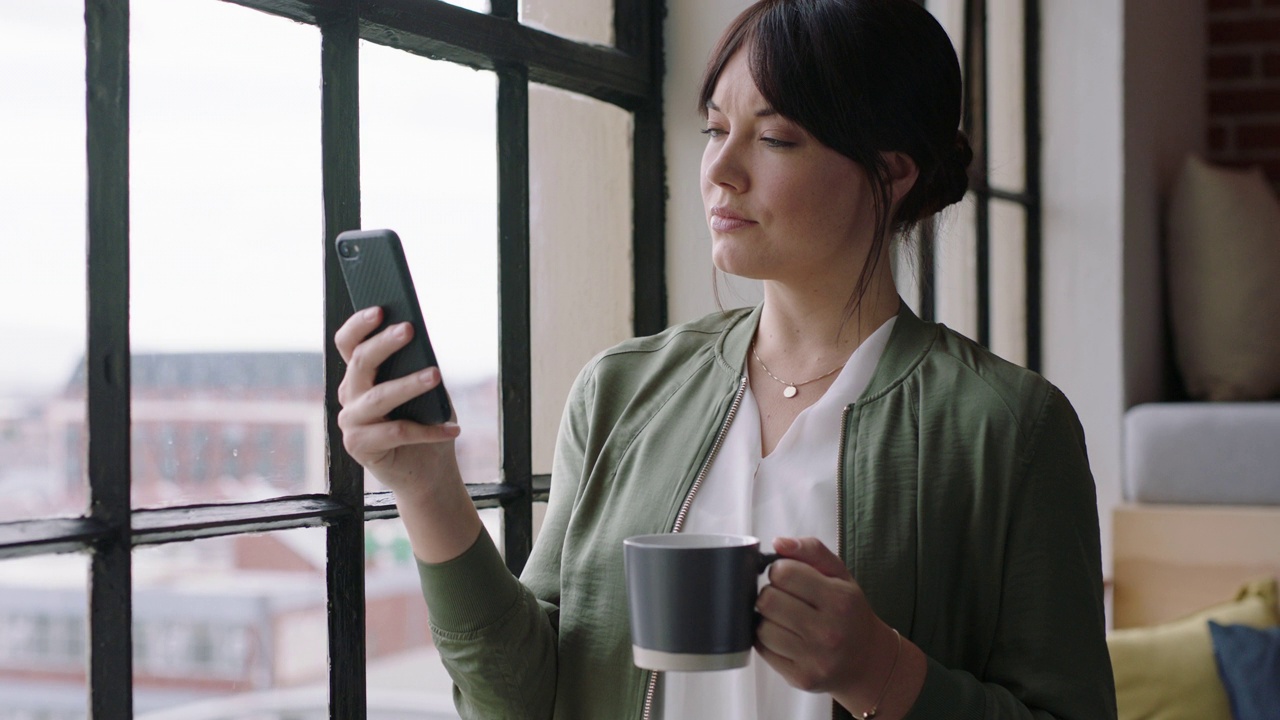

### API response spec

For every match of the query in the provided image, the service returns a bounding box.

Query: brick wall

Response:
[1207,0,1280,189]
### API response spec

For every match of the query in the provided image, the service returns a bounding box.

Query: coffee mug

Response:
[623,533,778,672]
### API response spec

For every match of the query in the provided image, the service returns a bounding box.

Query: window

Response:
[903,0,1042,370]
[0,1,664,719]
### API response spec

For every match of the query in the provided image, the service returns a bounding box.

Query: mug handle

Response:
[757,552,779,574]
[753,553,780,632]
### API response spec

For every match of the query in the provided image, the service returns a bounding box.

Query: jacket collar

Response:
[862,301,938,401]
[713,299,938,399]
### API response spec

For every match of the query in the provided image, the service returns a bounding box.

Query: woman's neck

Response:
[753,268,900,378]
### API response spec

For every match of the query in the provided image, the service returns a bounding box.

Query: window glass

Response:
[892,230,926,317]
[528,84,633,475]
[359,42,499,487]
[934,197,980,341]
[446,0,490,13]
[920,0,974,337]
[0,553,88,720]
[129,0,324,508]
[926,0,966,67]
[132,528,328,719]
[0,0,87,522]
[521,0,614,46]
[990,200,1028,366]
[989,0,1027,193]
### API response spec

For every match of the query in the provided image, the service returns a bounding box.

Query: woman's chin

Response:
[711,248,770,281]
[711,260,767,282]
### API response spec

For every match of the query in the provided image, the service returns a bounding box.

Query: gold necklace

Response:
[750,342,847,399]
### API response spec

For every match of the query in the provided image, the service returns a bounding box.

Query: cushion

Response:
[1124,402,1280,504]
[1166,155,1280,401]
[1108,577,1279,720]
[1209,620,1280,720]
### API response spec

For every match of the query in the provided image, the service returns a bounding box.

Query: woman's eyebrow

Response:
[704,99,778,117]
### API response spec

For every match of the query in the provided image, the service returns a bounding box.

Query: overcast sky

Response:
[0,0,499,398]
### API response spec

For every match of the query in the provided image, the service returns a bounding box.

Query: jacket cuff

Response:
[416,530,521,634]
[903,656,985,720]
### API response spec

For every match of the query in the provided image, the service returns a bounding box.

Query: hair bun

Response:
[933,130,974,210]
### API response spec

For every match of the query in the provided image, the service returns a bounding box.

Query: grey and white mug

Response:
[623,533,778,672]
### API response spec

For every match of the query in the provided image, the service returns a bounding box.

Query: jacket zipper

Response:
[640,375,749,720]
[832,404,853,720]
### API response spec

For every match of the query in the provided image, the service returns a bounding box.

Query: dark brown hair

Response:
[700,0,972,316]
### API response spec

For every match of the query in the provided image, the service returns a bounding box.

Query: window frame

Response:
[0,0,666,717]
[917,0,1042,371]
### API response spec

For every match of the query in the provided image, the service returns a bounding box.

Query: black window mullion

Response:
[918,219,937,321]
[913,0,934,322]
[618,0,667,336]
[963,0,991,348]
[986,187,1033,204]
[355,0,647,109]
[131,496,348,544]
[56,0,668,714]
[226,0,650,108]
[85,1,133,718]
[0,519,106,560]
[1024,0,1043,372]
[320,4,367,719]
[490,0,516,20]
[497,63,533,576]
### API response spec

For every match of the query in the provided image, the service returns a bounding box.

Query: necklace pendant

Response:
[783,385,798,398]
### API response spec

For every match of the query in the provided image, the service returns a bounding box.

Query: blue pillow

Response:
[1207,620,1280,720]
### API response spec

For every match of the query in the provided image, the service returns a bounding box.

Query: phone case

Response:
[336,228,452,425]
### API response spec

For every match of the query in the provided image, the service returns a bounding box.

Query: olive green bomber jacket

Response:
[418,303,1117,720]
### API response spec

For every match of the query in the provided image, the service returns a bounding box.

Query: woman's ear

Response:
[882,151,920,204]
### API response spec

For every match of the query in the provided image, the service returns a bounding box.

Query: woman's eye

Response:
[700,127,725,138]
[761,137,794,148]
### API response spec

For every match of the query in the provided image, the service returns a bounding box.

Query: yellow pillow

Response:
[1108,578,1280,720]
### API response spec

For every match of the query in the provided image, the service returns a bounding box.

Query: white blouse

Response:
[661,317,896,720]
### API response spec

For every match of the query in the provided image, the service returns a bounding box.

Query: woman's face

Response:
[701,49,878,285]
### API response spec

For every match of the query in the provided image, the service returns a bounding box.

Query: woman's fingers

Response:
[338,364,458,465]
[773,536,850,579]
[339,366,444,428]
[337,318,415,405]
[766,559,845,611]
[335,306,382,363]
[341,419,460,460]
[753,549,881,696]
[756,619,805,664]
[755,584,812,655]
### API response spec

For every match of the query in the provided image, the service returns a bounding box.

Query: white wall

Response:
[528,86,634,474]
[1040,0,1126,574]
[664,1,763,324]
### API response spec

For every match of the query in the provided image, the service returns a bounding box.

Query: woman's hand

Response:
[335,306,462,497]
[335,306,484,563]
[755,537,923,717]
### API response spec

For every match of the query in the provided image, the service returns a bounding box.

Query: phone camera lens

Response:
[338,240,358,258]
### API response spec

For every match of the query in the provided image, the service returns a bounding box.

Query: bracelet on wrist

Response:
[859,628,902,720]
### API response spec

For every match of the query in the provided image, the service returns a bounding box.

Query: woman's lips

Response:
[709,208,756,233]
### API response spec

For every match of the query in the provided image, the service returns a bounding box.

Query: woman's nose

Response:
[703,139,748,193]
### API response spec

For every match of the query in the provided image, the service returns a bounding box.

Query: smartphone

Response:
[336,228,452,426]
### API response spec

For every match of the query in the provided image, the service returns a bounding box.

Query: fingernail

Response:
[774,537,797,552]
[417,368,436,384]
[395,323,410,338]
[363,307,379,321]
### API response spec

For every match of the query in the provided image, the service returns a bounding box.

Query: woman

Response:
[335,1,1116,718]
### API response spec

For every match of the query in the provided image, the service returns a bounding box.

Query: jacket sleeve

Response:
[415,363,597,720]
[904,388,1118,720]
